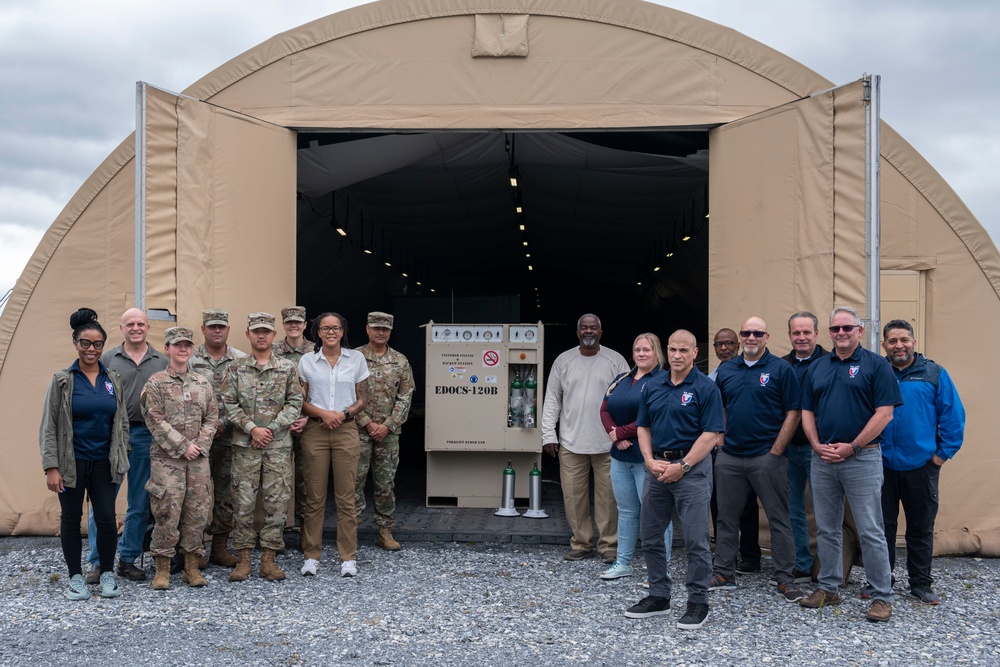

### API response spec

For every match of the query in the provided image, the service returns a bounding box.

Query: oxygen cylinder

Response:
[495,460,520,517]
[523,371,537,429]
[509,373,524,427]
[523,461,548,518]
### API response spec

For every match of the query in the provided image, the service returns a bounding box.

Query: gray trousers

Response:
[713,450,795,583]
[641,456,713,604]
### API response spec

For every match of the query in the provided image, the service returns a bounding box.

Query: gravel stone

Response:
[1,537,998,666]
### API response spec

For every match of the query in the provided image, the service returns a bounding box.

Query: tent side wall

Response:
[1,0,998,540]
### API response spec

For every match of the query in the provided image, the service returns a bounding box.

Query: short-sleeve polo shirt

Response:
[801,343,902,445]
[637,367,725,452]
[716,348,800,457]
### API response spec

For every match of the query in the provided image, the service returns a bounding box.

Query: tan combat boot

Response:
[151,555,171,590]
[229,548,252,582]
[377,527,401,551]
[209,532,239,568]
[181,552,208,587]
[258,548,286,581]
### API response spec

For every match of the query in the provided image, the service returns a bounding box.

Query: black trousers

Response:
[881,461,940,590]
[59,456,118,576]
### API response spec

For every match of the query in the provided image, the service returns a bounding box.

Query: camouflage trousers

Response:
[208,442,234,535]
[231,445,291,551]
[293,434,306,524]
[355,432,400,528]
[146,453,212,558]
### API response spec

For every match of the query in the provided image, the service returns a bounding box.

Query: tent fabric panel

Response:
[144,85,181,316]
[708,91,843,367]
[0,162,138,536]
[174,101,297,329]
[241,104,772,130]
[830,81,868,313]
[185,0,828,108]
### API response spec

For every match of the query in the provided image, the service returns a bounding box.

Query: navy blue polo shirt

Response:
[605,367,660,464]
[637,367,725,452]
[716,349,800,457]
[801,343,902,445]
[70,360,117,461]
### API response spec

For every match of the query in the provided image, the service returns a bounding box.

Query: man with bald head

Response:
[710,316,803,603]
[85,308,167,583]
[625,330,724,630]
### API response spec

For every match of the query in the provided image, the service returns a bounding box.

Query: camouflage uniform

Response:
[221,349,304,552]
[354,342,415,529]
[141,355,219,559]
[190,340,246,535]
[272,318,312,524]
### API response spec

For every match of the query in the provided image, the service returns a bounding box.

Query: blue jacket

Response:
[881,353,965,472]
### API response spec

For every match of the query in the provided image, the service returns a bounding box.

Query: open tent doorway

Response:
[293,128,712,487]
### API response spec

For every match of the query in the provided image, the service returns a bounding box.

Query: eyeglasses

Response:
[318,325,343,334]
[829,325,859,334]
[75,339,106,350]
[713,340,737,348]
[739,330,767,338]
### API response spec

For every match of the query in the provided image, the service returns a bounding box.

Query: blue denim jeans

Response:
[88,424,152,566]
[610,457,672,568]
[811,446,893,601]
[785,444,814,572]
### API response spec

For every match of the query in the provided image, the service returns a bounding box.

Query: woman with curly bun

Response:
[39,308,130,600]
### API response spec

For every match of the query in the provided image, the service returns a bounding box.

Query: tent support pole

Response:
[864,75,882,352]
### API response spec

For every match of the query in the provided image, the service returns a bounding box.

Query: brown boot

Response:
[377,527,401,551]
[258,548,286,581]
[229,548,252,582]
[198,554,207,570]
[181,552,208,587]
[151,556,171,590]
[209,532,239,568]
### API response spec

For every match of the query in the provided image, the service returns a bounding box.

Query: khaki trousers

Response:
[559,448,618,553]
[300,420,360,561]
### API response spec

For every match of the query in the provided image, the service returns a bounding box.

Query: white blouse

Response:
[297,348,370,412]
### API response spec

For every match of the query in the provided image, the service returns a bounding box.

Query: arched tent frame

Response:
[1,0,997,553]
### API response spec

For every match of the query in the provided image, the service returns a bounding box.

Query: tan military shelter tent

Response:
[1,0,997,554]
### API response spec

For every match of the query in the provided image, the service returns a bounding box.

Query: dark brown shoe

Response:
[866,599,892,622]
[601,550,617,564]
[798,589,840,608]
[116,559,147,581]
[563,549,595,561]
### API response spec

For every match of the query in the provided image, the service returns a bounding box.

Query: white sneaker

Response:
[301,559,319,576]
[340,560,357,577]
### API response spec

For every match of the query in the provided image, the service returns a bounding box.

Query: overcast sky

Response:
[2,0,997,298]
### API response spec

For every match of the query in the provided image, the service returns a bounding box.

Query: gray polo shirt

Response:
[101,342,168,423]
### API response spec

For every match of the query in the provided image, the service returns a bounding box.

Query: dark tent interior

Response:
[293,129,711,470]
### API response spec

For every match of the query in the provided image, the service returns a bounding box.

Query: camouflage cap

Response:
[367,311,394,329]
[247,312,276,331]
[164,326,195,345]
[202,308,229,326]
[281,306,307,323]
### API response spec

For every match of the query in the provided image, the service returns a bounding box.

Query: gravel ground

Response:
[1,537,997,666]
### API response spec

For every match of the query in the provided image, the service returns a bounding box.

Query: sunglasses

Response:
[739,330,767,338]
[75,339,106,350]
[828,325,859,334]
[713,340,737,348]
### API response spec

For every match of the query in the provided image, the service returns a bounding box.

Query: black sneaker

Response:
[624,596,671,619]
[735,560,761,575]
[677,601,709,630]
[910,587,941,605]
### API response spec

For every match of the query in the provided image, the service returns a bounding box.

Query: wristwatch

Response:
[678,459,692,473]
[343,407,352,419]
[851,442,862,456]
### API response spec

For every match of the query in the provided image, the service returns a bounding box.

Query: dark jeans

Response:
[59,457,118,576]
[710,449,761,564]
[882,462,940,590]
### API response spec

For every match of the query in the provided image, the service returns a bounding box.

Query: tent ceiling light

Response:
[335,228,347,236]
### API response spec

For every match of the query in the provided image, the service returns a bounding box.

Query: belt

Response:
[308,415,354,423]
[129,420,146,427]
[654,448,690,461]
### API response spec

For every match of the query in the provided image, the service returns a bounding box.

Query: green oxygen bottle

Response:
[495,460,520,516]
[524,461,547,518]
[523,371,537,428]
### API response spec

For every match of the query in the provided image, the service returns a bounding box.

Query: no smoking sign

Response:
[482,350,500,367]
